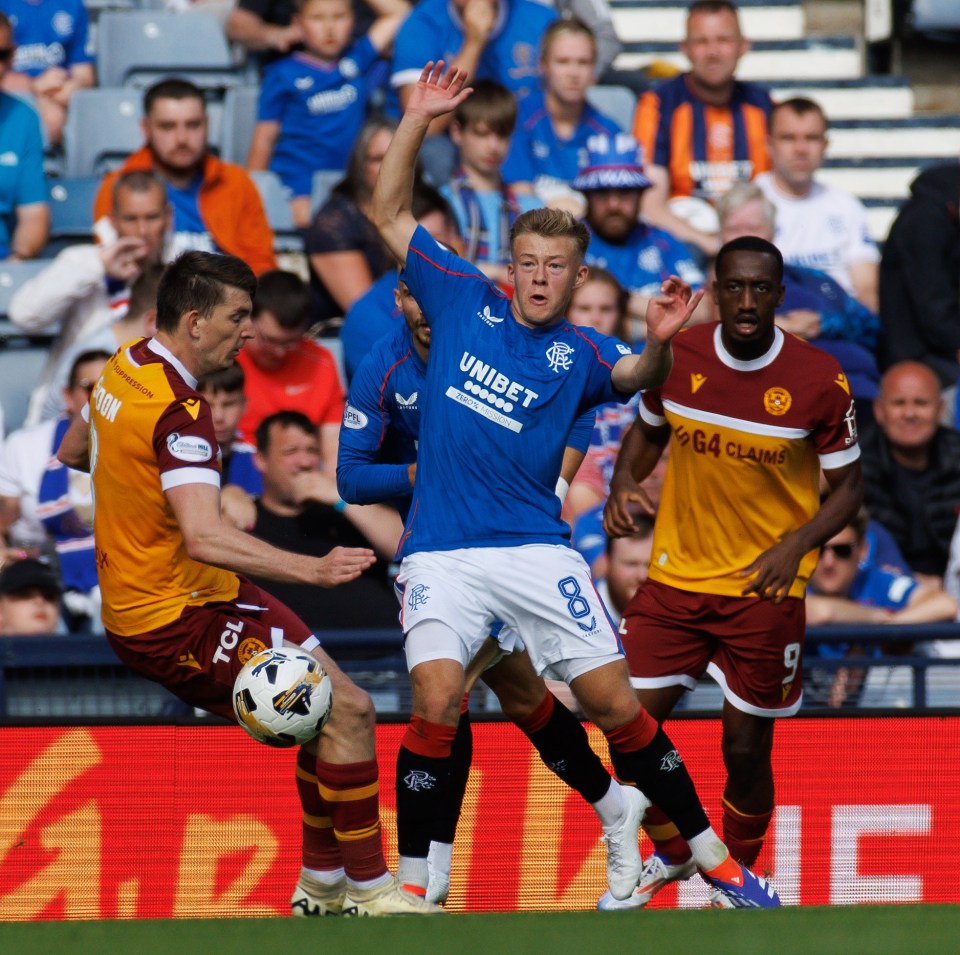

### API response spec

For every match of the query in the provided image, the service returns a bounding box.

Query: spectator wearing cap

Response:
[0,558,62,635]
[575,133,708,342]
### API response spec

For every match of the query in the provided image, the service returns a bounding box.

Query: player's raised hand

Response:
[645,276,704,345]
[314,546,376,588]
[405,61,473,122]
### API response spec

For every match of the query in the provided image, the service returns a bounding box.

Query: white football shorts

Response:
[396,544,623,682]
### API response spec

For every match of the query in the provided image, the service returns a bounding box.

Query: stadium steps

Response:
[610,0,806,42]
[613,36,863,81]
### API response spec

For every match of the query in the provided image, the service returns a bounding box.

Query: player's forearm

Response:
[611,340,673,394]
[789,461,864,559]
[56,412,91,472]
[337,459,412,505]
[611,418,663,485]
[186,520,326,585]
[371,109,429,258]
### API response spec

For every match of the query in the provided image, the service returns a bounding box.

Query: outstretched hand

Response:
[405,61,474,122]
[645,276,704,345]
[314,546,376,588]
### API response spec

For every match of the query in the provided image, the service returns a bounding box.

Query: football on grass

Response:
[233,648,333,747]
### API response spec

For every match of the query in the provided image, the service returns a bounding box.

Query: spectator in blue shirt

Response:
[247,0,410,227]
[0,12,48,260]
[574,133,708,343]
[503,18,622,214]
[340,181,461,382]
[806,508,956,706]
[441,80,539,286]
[0,0,94,146]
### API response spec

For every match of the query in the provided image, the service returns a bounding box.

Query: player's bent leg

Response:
[485,652,642,899]
[628,684,697,902]
[291,646,426,910]
[573,661,780,908]
[295,643,377,763]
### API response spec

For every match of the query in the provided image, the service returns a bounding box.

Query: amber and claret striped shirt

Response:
[633,74,773,202]
[89,338,239,637]
[639,323,861,600]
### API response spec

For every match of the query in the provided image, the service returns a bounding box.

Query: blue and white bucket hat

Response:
[571,133,653,192]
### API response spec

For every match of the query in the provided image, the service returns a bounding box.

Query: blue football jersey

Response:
[5,0,93,75]
[503,90,622,186]
[259,39,380,196]
[584,222,704,298]
[398,226,631,554]
[338,323,425,519]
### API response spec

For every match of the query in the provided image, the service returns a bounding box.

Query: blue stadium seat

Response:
[45,177,102,255]
[0,341,49,435]
[96,11,241,91]
[0,261,56,432]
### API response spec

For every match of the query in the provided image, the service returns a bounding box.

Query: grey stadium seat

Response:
[585,85,638,130]
[96,11,241,91]
[220,85,259,167]
[250,170,303,253]
[62,88,143,178]
[47,176,102,253]
[0,261,57,432]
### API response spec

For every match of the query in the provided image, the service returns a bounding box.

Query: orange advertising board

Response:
[0,718,957,919]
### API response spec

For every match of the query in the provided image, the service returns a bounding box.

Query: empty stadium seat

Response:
[46,177,102,253]
[250,170,303,252]
[96,11,241,91]
[0,342,49,435]
[220,85,259,167]
[585,85,637,129]
[62,87,143,178]
[311,169,342,216]
[0,261,49,321]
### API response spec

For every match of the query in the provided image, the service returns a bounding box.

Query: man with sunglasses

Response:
[807,509,957,706]
[602,235,864,908]
[0,12,49,263]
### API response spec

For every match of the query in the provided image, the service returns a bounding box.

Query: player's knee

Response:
[721,735,771,780]
[330,680,376,730]
[412,685,462,724]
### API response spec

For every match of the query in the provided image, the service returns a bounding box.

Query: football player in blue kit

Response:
[369,61,782,909]
[338,271,644,905]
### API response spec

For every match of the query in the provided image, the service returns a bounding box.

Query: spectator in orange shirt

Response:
[93,78,276,275]
[632,0,772,260]
[236,270,344,476]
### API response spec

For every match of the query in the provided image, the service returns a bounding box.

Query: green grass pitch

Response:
[3,906,959,955]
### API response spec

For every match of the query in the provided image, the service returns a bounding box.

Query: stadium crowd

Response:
[0,3,958,678]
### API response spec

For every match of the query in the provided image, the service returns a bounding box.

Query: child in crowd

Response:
[441,80,540,287]
[247,0,409,227]
[503,17,622,214]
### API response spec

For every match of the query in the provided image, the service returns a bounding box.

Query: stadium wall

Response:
[0,717,956,919]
